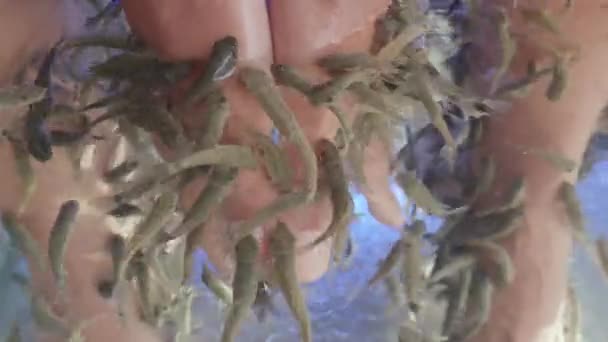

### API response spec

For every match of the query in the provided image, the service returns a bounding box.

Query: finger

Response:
[0,0,62,84]
[122,0,272,63]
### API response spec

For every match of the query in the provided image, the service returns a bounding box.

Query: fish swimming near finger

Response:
[546,54,568,102]
[368,239,404,286]
[120,192,178,280]
[0,85,47,110]
[182,36,238,107]
[428,252,476,285]
[305,139,354,251]
[197,90,230,149]
[558,181,586,240]
[396,170,451,216]
[250,132,293,193]
[461,239,515,288]
[171,165,238,239]
[48,200,80,294]
[453,271,494,341]
[103,160,139,184]
[474,176,525,217]
[107,203,143,218]
[402,220,427,313]
[270,222,312,342]
[24,101,53,162]
[202,263,233,305]
[239,67,317,199]
[221,235,259,342]
[490,8,517,95]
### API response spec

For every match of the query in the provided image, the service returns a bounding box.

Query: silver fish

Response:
[48,200,80,293]
[221,235,259,342]
[0,85,47,110]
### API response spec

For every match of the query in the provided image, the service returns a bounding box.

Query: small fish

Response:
[107,234,125,284]
[428,252,476,285]
[383,273,405,309]
[402,220,427,313]
[165,145,258,175]
[35,45,58,88]
[1,212,45,271]
[375,24,426,62]
[0,85,47,109]
[202,263,233,305]
[8,138,37,215]
[197,91,230,149]
[368,239,404,286]
[462,239,515,288]
[494,65,554,98]
[597,238,608,280]
[558,182,586,239]
[470,156,496,201]
[271,64,314,94]
[251,132,293,193]
[221,235,259,342]
[231,192,309,243]
[269,222,312,342]
[411,67,456,149]
[396,170,450,216]
[270,64,353,146]
[171,166,238,238]
[85,0,122,27]
[103,160,138,183]
[317,53,378,72]
[309,69,374,105]
[182,36,238,107]
[240,67,317,199]
[490,9,517,95]
[61,34,141,51]
[24,101,53,162]
[441,269,473,337]
[546,55,568,101]
[454,272,494,341]
[120,192,178,279]
[520,8,561,35]
[107,203,142,218]
[449,206,525,245]
[305,139,354,252]
[475,176,525,217]
[31,295,68,334]
[48,200,80,293]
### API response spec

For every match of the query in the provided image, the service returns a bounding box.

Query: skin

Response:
[0,0,606,341]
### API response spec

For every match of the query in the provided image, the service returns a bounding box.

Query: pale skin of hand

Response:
[0,0,607,341]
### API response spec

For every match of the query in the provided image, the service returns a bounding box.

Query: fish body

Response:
[197,91,230,149]
[239,67,317,199]
[172,165,238,238]
[271,64,314,94]
[251,132,293,193]
[454,272,494,341]
[202,263,233,305]
[270,223,312,342]
[183,36,238,106]
[475,176,525,217]
[448,206,524,244]
[306,139,354,252]
[31,295,68,335]
[121,192,178,277]
[221,235,259,342]
[317,53,378,72]
[168,145,258,174]
[103,160,138,183]
[396,170,450,216]
[0,85,47,110]
[368,239,404,286]
[428,253,476,285]
[253,281,276,322]
[462,239,514,288]
[402,220,427,313]
[546,55,568,101]
[107,203,142,218]
[48,200,80,292]
[309,70,372,105]
[24,101,53,162]
[490,9,517,95]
